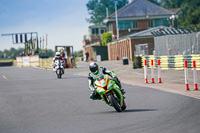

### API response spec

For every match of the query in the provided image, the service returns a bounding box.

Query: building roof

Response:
[118,26,172,40]
[118,26,192,40]
[168,8,181,14]
[105,0,175,22]
[88,25,106,29]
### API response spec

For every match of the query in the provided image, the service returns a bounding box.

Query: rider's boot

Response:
[90,92,101,100]
[115,78,126,95]
[62,69,64,74]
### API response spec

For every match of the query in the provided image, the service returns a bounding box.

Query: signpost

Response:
[1,32,39,55]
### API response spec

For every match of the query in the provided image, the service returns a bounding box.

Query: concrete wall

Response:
[16,55,39,67]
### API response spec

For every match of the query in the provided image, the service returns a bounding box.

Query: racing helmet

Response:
[89,62,98,74]
[55,52,60,58]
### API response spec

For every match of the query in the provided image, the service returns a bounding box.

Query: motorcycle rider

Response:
[52,52,65,73]
[88,62,125,100]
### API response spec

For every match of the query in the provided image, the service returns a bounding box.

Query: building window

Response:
[148,20,154,28]
[92,29,95,34]
[92,28,99,35]
[95,28,99,35]
[119,21,131,30]
[132,20,138,29]
[100,28,106,34]
[154,18,170,27]
[108,23,113,32]
[118,20,138,30]
[148,18,170,28]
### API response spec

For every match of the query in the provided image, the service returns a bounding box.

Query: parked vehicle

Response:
[94,73,126,112]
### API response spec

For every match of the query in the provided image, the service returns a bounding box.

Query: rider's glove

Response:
[112,75,117,81]
[92,87,97,94]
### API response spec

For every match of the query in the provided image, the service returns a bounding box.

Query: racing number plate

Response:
[99,78,105,84]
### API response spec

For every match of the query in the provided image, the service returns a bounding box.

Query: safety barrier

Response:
[144,59,162,83]
[0,60,13,66]
[143,58,198,91]
[0,62,13,66]
[192,55,200,70]
[184,60,199,90]
[39,57,76,69]
[193,61,198,90]
[144,59,148,83]
[157,59,162,83]
[75,57,82,62]
[140,54,200,70]
[184,60,190,90]
[39,57,53,69]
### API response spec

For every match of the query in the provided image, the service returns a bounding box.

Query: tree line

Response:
[0,48,55,59]
[0,47,84,60]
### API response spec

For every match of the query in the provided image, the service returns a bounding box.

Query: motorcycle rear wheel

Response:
[108,94,121,112]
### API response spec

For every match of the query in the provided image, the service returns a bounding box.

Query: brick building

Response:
[103,0,180,40]
[83,25,107,61]
[83,0,181,61]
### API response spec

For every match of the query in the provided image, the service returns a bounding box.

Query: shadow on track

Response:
[122,109,157,113]
[55,76,85,79]
[94,109,157,114]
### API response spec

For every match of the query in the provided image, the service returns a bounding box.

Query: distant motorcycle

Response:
[94,72,126,112]
[55,59,64,79]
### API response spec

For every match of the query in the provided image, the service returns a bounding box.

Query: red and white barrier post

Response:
[151,60,155,83]
[144,60,148,83]
[193,61,198,90]
[184,60,190,90]
[158,59,162,83]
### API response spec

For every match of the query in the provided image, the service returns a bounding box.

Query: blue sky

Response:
[0,0,132,52]
[0,0,91,52]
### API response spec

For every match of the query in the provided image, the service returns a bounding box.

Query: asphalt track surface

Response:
[0,67,200,133]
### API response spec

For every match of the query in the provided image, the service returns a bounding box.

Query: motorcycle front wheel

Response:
[57,69,62,79]
[108,94,121,112]
[121,99,126,110]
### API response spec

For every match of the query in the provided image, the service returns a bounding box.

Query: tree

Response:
[148,0,161,6]
[178,0,200,27]
[160,0,200,27]
[102,32,112,46]
[46,49,55,57]
[74,50,83,57]
[86,0,129,25]
[161,0,186,8]
[0,48,24,59]
[39,49,55,58]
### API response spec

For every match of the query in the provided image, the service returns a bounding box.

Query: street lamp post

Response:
[170,15,175,27]
[115,1,119,40]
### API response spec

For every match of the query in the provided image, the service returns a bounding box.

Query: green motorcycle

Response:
[94,73,126,112]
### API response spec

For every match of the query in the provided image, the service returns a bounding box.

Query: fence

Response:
[153,28,200,56]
